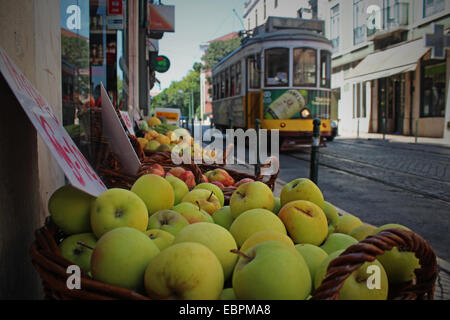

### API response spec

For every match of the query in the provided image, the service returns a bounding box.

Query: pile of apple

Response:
[49,175,422,300]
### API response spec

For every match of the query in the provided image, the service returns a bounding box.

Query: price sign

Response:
[0,47,107,196]
[120,111,135,136]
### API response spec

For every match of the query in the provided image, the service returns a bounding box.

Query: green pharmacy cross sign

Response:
[152,55,171,73]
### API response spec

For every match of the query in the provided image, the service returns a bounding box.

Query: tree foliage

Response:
[201,36,242,70]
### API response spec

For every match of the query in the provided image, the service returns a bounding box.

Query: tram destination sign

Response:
[265,17,324,34]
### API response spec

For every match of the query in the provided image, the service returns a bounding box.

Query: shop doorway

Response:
[377,74,405,134]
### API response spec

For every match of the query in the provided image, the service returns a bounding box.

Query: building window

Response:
[255,9,258,27]
[265,48,290,87]
[275,0,278,9]
[353,0,366,45]
[293,48,316,87]
[330,4,340,52]
[421,61,446,117]
[423,0,445,18]
[264,0,267,19]
[248,18,250,30]
[320,50,331,88]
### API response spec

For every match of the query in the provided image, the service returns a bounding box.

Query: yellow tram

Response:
[211,17,333,150]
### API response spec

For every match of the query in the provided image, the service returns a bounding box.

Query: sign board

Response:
[101,84,141,176]
[147,38,159,52]
[108,0,123,15]
[155,108,181,125]
[148,4,175,33]
[107,15,124,30]
[119,111,136,136]
[151,55,170,73]
[0,47,107,196]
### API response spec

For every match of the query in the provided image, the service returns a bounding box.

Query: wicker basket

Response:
[311,228,438,300]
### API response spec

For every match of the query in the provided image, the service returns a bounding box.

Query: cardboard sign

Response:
[148,4,175,33]
[155,107,180,125]
[101,84,141,176]
[0,47,107,196]
[120,110,135,136]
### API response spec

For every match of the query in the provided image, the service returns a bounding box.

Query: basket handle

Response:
[311,228,437,300]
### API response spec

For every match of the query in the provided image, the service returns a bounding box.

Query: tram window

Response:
[236,62,242,95]
[220,72,225,99]
[265,48,289,87]
[230,65,236,96]
[293,48,317,87]
[248,56,261,89]
[225,69,230,98]
[320,51,331,88]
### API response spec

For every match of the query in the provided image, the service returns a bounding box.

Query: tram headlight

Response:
[300,108,311,119]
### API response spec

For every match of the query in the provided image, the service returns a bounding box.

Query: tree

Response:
[201,36,242,70]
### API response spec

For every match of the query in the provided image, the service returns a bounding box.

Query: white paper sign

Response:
[119,111,135,136]
[0,47,107,197]
[101,84,141,176]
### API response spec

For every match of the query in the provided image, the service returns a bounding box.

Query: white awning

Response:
[345,38,430,82]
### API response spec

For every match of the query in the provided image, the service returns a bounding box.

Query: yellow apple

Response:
[182,189,221,215]
[320,233,359,254]
[131,174,175,215]
[147,210,189,236]
[172,202,213,224]
[212,206,234,230]
[194,183,225,207]
[334,215,363,234]
[229,182,275,219]
[59,233,97,272]
[280,178,324,209]
[295,244,328,288]
[240,230,295,253]
[145,229,175,250]
[348,224,377,241]
[322,201,339,226]
[165,175,189,206]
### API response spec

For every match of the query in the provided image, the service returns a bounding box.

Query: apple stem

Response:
[207,191,214,201]
[230,249,253,260]
[77,241,94,250]
[195,201,202,211]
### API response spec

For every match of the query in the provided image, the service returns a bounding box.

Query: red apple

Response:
[202,175,209,183]
[180,171,196,188]
[211,181,225,190]
[234,178,254,188]
[205,169,235,187]
[166,167,186,179]
[147,164,165,177]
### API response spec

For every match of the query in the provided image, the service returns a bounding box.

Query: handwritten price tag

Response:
[0,47,107,197]
[120,111,135,136]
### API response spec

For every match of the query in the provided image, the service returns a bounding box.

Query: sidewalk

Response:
[338,132,450,147]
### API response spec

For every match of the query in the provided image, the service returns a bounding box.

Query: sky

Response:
[154,0,246,92]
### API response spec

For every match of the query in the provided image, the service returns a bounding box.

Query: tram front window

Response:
[293,48,316,87]
[265,48,289,87]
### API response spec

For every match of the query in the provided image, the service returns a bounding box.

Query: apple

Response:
[273,197,281,215]
[240,230,295,253]
[131,174,175,215]
[91,227,160,291]
[147,210,189,236]
[165,175,189,205]
[166,167,185,179]
[219,288,236,300]
[173,222,238,280]
[348,224,377,241]
[182,189,221,215]
[319,233,359,254]
[234,178,254,188]
[59,233,97,272]
[280,178,324,209]
[229,208,286,247]
[145,140,160,152]
[144,242,224,299]
[232,240,311,300]
[202,175,209,183]
[211,181,225,189]
[277,200,328,246]
[334,215,363,234]
[194,183,225,207]
[179,170,196,188]
[90,188,148,239]
[172,202,212,224]
[205,169,235,187]
[322,201,339,226]
[212,206,234,230]
[48,185,95,235]
[314,250,388,300]
[373,224,421,284]
[145,163,165,177]
[145,229,175,250]
[295,244,328,288]
[229,182,275,219]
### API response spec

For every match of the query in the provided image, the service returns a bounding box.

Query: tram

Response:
[211,17,333,150]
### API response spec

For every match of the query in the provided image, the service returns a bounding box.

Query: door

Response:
[246,55,262,129]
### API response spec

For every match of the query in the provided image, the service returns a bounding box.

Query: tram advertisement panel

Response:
[263,89,330,120]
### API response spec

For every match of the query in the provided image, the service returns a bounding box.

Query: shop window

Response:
[293,48,316,87]
[235,62,242,95]
[265,48,289,87]
[248,56,261,89]
[320,51,331,88]
[421,61,446,117]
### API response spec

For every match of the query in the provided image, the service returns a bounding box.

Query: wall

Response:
[0,0,63,299]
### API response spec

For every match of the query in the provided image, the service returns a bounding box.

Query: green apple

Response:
[194,183,225,207]
[230,182,275,219]
[373,224,421,284]
[212,206,234,230]
[131,174,175,215]
[145,140,160,152]
[59,233,97,272]
[48,185,95,234]
[229,208,287,247]
[219,288,236,300]
[240,230,295,253]
[319,233,358,254]
[232,240,311,300]
[273,197,282,215]
[91,227,160,291]
[277,200,328,245]
[145,229,175,250]
[280,178,324,209]
[334,215,363,234]
[295,244,328,288]
[328,224,336,236]
[147,210,189,236]
[144,242,224,299]
[315,250,388,300]
[165,175,189,206]
[172,202,212,224]
[174,222,238,280]
[90,188,148,239]
[348,224,377,241]
[322,201,339,226]
[182,189,221,215]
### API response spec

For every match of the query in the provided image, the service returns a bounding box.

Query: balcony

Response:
[369,2,409,41]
